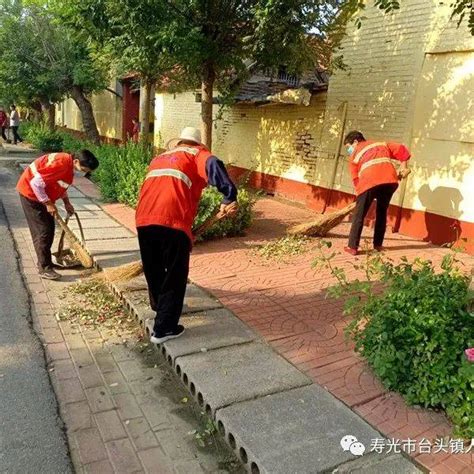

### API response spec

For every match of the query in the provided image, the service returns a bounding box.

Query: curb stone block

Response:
[163,308,256,361]
[174,342,311,415]
[182,284,222,314]
[215,384,397,474]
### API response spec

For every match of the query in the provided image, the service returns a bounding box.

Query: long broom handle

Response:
[54,212,84,246]
[192,202,237,238]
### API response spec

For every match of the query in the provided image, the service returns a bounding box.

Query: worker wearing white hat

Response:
[136,127,238,343]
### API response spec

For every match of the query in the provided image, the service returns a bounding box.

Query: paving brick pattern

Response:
[98,189,474,474]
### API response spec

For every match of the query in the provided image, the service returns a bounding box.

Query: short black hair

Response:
[10,104,16,109]
[75,149,99,171]
[344,130,365,145]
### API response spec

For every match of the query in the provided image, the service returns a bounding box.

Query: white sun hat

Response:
[166,127,202,150]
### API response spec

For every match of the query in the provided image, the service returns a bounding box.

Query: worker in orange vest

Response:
[344,130,411,256]
[135,127,238,344]
[17,150,99,280]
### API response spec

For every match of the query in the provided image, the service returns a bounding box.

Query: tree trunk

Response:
[201,62,216,149]
[40,100,56,130]
[70,85,101,145]
[140,80,154,144]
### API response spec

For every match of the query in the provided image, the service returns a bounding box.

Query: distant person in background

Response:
[131,117,140,143]
[9,104,22,144]
[0,107,8,141]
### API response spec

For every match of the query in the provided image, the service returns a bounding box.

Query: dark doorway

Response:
[121,76,140,142]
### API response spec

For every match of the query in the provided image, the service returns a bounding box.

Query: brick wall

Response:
[154,91,330,186]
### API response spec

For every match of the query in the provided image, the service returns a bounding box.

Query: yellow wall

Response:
[56,87,122,140]
[322,0,474,222]
[154,91,330,185]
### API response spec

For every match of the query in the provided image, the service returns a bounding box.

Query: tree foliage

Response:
[0,0,109,140]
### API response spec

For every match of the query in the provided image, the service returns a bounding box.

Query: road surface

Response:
[0,165,72,473]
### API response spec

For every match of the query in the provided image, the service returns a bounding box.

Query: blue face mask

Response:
[346,145,354,156]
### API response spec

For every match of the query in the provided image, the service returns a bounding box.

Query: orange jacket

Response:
[349,141,411,196]
[135,145,212,243]
[16,153,74,203]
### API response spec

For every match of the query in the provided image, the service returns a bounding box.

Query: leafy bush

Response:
[315,246,474,438]
[59,130,90,154]
[24,122,64,151]
[92,141,152,207]
[193,187,255,240]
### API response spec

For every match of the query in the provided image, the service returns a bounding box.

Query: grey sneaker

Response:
[39,268,61,280]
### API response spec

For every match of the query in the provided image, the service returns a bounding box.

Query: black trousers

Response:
[11,126,22,144]
[137,225,190,335]
[348,183,398,249]
[1,126,7,141]
[20,194,55,271]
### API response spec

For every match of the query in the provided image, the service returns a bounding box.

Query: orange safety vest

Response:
[16,153,74,203]
[349,141,411,196]
[135,145,212,243]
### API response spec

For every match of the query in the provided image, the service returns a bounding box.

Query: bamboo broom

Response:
[54,212,94,268]
[287,202,356,237]
[104,205,236,283]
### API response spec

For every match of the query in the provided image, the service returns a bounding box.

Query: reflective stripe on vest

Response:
[353,142,387,164]
[46,153,58,166]
[30,162,39,175]
[161,146,200,156]
[30,161,69,189]
[146,169,192,188]
[359,157,396,175]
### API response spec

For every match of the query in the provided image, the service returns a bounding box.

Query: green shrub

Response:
[24,122,64,151]
[193,187,255,240]
[93,141,153,205]
[59,130,90,154]
[315,247,474,438]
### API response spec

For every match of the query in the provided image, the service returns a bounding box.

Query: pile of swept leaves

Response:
[257,235,310,261]
[57,279,137,336]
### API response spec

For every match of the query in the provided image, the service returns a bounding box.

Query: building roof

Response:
[233,68,329,106]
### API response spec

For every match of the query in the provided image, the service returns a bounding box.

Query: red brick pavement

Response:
[93,189,473,473]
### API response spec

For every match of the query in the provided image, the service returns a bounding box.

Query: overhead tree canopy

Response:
[62,0,191,144]
[150,0,349,148]
[0,0,109,141]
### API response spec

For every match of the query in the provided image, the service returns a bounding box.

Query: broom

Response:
[287,202,357,237]
[104,205,236,283]
[54,212,95,268]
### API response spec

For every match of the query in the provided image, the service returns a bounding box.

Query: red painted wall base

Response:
[228,165,474,255]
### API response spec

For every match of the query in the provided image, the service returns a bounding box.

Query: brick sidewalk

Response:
[75,178,474,473]
[1,177,239,473]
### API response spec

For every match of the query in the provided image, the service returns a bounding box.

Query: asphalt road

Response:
[0,166,72,473]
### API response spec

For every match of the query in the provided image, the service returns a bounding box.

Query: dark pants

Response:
[11,126,22,144]
[1,126,7,141]
[20,194,55,271]
[348,183,398,249]
[137,225,190,336]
